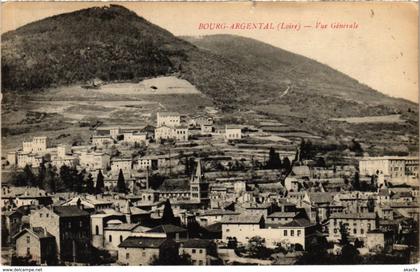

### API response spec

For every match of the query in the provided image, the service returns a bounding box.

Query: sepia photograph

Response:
[0,1,418,267]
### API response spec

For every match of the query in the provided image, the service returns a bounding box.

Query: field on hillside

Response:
[330,114,404,124]
[1,77,214,154]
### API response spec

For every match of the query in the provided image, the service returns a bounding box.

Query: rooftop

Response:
[118,236,168,248]
[146,224,187,234]
[104,223,140,231]
[52,206,89,217]
[267,212,298,218]
[329,212,376,220]
[220,214,263,224]
[179,239,214,249]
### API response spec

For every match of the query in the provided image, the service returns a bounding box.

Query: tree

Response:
[162,199,176,224]
[267,148,281,169]
[296,236,331,265]
[339,223,350,246]
[43,165,58,193]
[367,198,375,213]
[247,236,272,259]
[349,139,363,156]
[116,169,127,193]
[335,222,361,264]
[352,172,360,191]
[86,174,95,194]
[74,169,86,193]
[37,162,46,188]
[95,169,105,194]
[227,237,238,249]
[23,165,37,186]
[282,157,292,172]
[59,165,79,192]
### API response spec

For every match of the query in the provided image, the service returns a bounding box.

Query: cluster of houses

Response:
[1,112,419,265]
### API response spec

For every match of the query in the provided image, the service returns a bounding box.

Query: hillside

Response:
[2,5,418,154]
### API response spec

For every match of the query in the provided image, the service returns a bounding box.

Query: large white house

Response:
[155,126,188,142]
[359,156,419,184]
[225,125,242,141]
[157,112,181,127]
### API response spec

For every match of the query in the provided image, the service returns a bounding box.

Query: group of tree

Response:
[10,164,108,195]
[352,172,377,192]
[266,147,292,173]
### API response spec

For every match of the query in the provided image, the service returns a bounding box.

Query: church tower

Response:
[190,159,209,204]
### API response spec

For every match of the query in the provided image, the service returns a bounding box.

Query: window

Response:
[26,236,30,243]
[226,229,230,232]
[26,248,30,256]
[353,229,357,234]
[284,230,287,236]
[109,235,112,242]
[199,260,203,265]
[199,249,203,254]
[291,230,294,236]
[46,213,49,218]
[95,226,99,235]
[334,229,338,234]
[297,230,301,236]
[192,249,196,254]
[40,213,43,218]
[126,253,130,259]
[142,252,146,257]
[360,229,364,235]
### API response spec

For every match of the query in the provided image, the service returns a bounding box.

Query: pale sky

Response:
[2,2,418,102]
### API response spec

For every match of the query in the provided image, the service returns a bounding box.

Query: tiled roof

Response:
[179,239,213,249]
[329,212,376,220]
[200,209,240,216]
[104,223,140,231]
[220,214,263,224]
[53,206,89,217]
[14,227,54,240]
[307,192,334,204]
[146,224,187,234]
[267,212,297,218]
[118,236,168,248]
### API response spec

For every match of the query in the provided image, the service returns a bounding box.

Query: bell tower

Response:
[190,159,209,204]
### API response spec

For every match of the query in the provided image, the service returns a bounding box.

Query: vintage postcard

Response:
[0,1,418,268]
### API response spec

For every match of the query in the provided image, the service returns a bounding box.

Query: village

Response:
[1,111,419,265]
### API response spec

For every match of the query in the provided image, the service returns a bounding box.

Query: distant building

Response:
[146,224,188,241]
[79,151,110,172]
[103,222,150,251]
[157,112,181,127]
[224,125,242,141]
[2,210,23,244]
[111,158,133,175]
[359,156,418,184]
[155,126,189,142]
[92,135,114,147]
[22,136,50,153]
[123,131,148,145]
[179,239,218,265]
[30,206,91,263]
[221,214,265,243]
[17,152,43,169]
[14,227,56,265]
[117,236,178,265]
[328,212,377,242]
